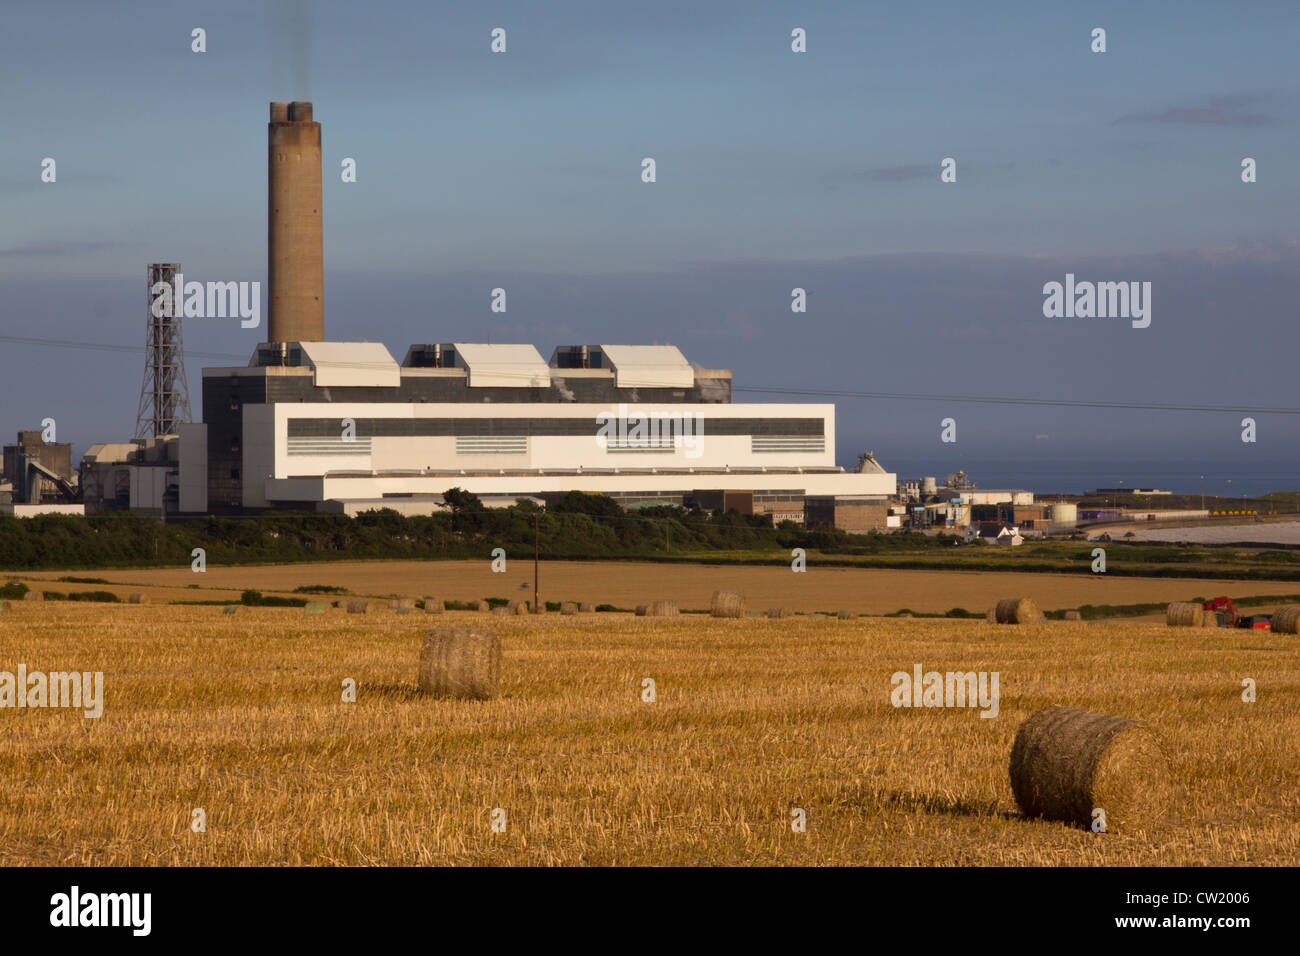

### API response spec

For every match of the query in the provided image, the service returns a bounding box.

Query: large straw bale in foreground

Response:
[1009,705,1170,832]
[710,590,745,618]
[418,628,501,700]
[1166,602,1211,627]
[1269,605,1300,634]
[994,597,1038,624]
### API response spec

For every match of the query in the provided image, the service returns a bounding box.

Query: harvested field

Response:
[22,560,1300,618]
[0,602,1296,865]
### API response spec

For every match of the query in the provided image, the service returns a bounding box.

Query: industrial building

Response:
[1,431,82,515]
[154,102,895,525]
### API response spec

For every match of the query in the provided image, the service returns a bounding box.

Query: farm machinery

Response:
[1203,597,1272,629]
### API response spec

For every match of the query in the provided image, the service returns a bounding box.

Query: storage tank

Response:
[1046,502,1078,526]
[921,476,937,496]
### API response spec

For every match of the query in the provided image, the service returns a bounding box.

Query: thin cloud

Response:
[1113,93,1275,128]
[0,239,122,257]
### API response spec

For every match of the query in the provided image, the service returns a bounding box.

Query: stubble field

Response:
[0,600,1296,865]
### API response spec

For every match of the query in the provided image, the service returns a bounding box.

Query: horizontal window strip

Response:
[603,435,679,451]
[455,436,527,455]
[287,417,824,438]
[287,437,372,456]
[751,436,825,453]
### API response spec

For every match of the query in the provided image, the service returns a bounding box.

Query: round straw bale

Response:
[127,592,147,605]
[418,628,501,700]
[475,600,489,612]
[985,607,996,623]
[1165,601,1207,627]
[222,605,238,615]
[1271,605,1300,635]
[837,609,853,620]
[1064,610,1082,621]
[346,599,369,614]
[560,602,578,616]
[634,604,648,617]
[507,600,528,616]
[423,597,443,614]
[579,603,593,613]
[1009,705,1170,832]
[767,606,791,619]
[995,597,1039,624]
[389,597,415,611]
[491,606,510,617]
[23,590,44,601]
[648,600,678,617]
[710,590,745,618]
[304,601,328,614]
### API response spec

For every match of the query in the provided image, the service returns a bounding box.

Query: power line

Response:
[2,333,1297,415]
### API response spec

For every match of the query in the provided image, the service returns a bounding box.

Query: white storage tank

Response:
[1046,502,1078,526]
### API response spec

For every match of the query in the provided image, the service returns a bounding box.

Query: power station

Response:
[23,102,899,526]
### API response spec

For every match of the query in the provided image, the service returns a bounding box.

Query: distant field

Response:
[0,603,1295,865]
[1124,521,1300,547]
[17,559,1300,617]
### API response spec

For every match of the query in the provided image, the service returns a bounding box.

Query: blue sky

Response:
[2,1,1298,491]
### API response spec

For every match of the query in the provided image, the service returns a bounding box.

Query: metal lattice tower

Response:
[134,263,193,439]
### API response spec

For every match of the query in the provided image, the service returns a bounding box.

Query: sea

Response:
[875,456,1300,500]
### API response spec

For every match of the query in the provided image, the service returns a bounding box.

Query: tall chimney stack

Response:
[268,100,323,343]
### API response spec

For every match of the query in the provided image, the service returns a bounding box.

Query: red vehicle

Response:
[1202,597,1272,629]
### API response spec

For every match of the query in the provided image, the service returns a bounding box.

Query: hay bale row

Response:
[767,606,791,619]
[418,628,500,700]
[1009,705,1170,832]
[1165,601,1212,627]
[423,597,443,614]
[560,602,578,616]
[346,600,369,614]
[710,590,745,618]
[304,601,328,614]
[128,592,147,605]
[1269,605,1300,634]
[994,597,1039,624]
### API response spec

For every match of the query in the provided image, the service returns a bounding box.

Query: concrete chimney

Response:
[268,100,323,343]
